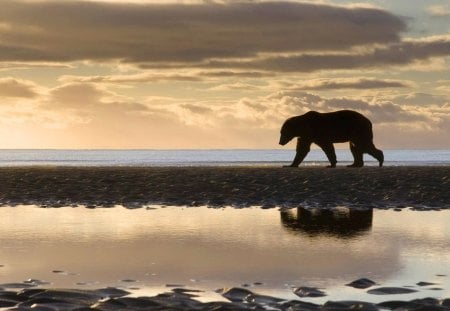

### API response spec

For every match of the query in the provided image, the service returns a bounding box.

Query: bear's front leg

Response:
[317,142,337,168]
[284,138,311,167]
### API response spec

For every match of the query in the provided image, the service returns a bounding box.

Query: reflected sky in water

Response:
[0,206,449,302]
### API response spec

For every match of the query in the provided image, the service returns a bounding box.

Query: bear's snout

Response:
[279,135,291,146]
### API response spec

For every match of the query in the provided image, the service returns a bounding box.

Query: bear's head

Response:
[279,117,297,145]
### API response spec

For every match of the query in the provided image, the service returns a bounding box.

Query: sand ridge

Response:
[0,166,449,209]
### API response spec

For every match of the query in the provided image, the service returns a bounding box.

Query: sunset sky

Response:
[0,0,449,149]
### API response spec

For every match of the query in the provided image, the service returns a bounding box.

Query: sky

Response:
[0,0,449,149]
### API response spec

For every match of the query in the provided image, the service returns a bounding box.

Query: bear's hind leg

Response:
[348,142,364,167]
[366,143,384,167]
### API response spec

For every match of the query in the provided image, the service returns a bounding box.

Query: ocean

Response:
[0,149,449,166]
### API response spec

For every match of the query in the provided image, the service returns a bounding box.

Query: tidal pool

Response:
[0,206,449,303]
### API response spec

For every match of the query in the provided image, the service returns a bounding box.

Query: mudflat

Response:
[0,166,448,209]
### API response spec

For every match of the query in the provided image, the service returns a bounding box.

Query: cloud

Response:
[279,77,410,90]
[59,70,274,84]
[209,82,263,91]
[427,4,450,17]
[0,1,405,64]
[202,35,450,72]
[390,92,450,106]
[2,79,449,148]
[0,77,39,98]
[59,73,203,84]
[265,91,430,125]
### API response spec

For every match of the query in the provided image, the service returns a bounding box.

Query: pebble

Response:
[346,278,377,289]
[220,287,254,302]
[293,286,327,298]
[417,281,437,286]
[367,287,418,295]
[0,286,449,310]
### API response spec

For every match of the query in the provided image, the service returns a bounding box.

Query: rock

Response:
[171,288,203,294]
[293,286,326,298]
[280,300,320,311]
[165,284,184,288]
[346,278,376,289]
[30,289,104,305]
[442,299,450,307]
[0,299,17,308]
[377,300,409,309]
[367,287,418,295]
[323,300,379,310]
[245,293,285,305]
[16,288,47,298]
[113,297,163,309]
[417,281,437,286]
[220,287,254,302]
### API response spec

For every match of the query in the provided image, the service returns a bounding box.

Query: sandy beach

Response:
[0,166,448,209]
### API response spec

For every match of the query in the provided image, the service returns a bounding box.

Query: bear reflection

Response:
[280,207,372,239]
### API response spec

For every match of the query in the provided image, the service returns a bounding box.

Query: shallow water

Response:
[0,206,449,303]
[0,149,449,166]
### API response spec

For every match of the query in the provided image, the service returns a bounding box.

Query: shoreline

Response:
[0,166,449,209]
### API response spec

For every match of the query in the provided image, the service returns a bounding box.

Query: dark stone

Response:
[18,297,67,307]
[114,297,163,308]
[0,299,17,308]
[367,287,418,295]
[221,287,254,302]
[16,288,48,298]
[0,291,28,303]
[442,298,450,307]
[245,293,285,305]
[346,278,376,289]
[165,284,184,288]
[31,289,104,305]
[293,286,326,298]
[281,300,320,310]
[417,281,437,286]
[323,300,379,310]
[171,288,203,294]
[410,297,440,305]
[377,300,409,309]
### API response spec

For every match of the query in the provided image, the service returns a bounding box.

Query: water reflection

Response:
[0,206,449,303]
[280,207,372,238]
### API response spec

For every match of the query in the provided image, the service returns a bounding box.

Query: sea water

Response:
[0,149,449,166]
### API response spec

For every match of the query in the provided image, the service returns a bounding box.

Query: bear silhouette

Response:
[279,110,384,167]
[280,207,373,238]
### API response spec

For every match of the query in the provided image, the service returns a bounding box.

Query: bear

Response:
[279,110,384,167]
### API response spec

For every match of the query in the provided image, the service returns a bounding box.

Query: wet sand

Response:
[0,166,449,209]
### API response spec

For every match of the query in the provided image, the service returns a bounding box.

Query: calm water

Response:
[0,206,449,303]
[0,149,449,166]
